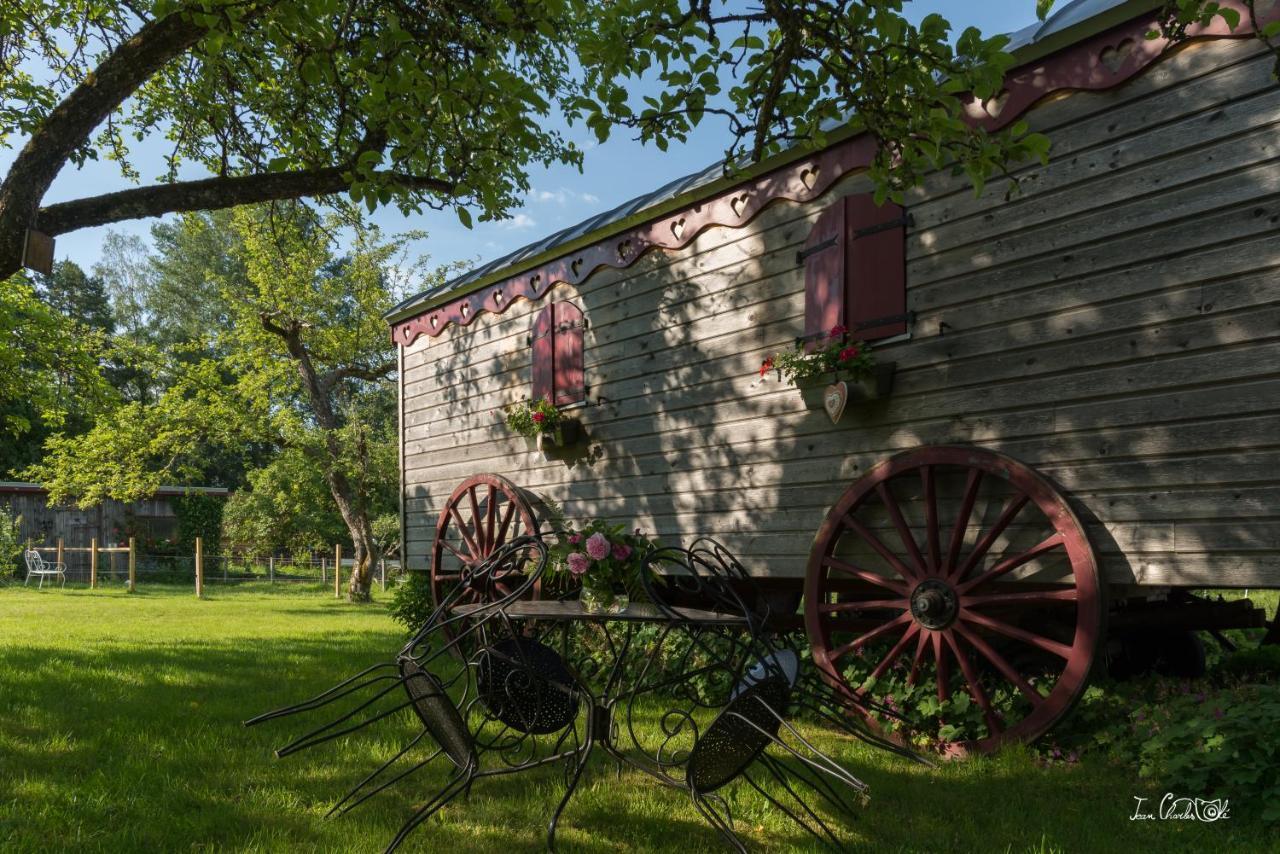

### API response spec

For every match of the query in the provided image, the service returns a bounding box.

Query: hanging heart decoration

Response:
[823,381,848,424]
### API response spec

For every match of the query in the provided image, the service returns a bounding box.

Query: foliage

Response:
[1217,643,1280,681]
[388,571,435,634]
[0,274,116,458]
[34,260,113,333]
[573,0,1051,202]
[220,446,348,555]
[0,504,21,577]
[503,396,563,439]
[765,324,874,384]
[0,0,586,280]
[170,492,225,556]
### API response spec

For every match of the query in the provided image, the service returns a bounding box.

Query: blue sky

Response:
[4,1,1038,281]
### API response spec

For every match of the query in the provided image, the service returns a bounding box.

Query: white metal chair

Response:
[24,549,65,588]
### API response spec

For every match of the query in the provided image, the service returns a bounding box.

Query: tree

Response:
[0,274,114,473]
[26,202,433,601]
[0,0,583,282]
[34,260,113,332]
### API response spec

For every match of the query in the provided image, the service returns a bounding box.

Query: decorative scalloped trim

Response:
[393,1,1270,346]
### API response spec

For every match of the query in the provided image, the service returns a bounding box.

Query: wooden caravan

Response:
[387,0,1280,752]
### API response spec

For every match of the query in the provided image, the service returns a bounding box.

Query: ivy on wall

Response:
[170,493,225,556]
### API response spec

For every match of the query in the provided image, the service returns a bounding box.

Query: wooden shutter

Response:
[552,301,585,406]
[844,195,907,341]
[530,305,554,403]
[801,202,846,347]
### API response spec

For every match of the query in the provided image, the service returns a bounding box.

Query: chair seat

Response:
[686,675,790,794]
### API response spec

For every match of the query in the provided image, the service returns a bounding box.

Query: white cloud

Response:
[503,213,538,230]
[529,187,601,207]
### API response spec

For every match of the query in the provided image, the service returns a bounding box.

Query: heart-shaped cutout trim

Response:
[823,381,848,425]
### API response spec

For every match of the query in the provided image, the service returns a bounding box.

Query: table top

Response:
[450,598,749,625]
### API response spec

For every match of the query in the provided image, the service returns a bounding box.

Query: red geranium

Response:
[532,411,545,424]
[838,346,860,362]
[759,356,774,377]
[829,324,848,338]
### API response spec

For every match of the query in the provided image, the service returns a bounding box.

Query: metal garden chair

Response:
[23,548,65,588]
[246,536,589,853]
[621,538,927,851]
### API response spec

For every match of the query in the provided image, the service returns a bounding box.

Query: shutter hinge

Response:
[795,235,837,266]
[852,212,913,240]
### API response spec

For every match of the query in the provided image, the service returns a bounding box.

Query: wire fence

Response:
[13,538,402,594]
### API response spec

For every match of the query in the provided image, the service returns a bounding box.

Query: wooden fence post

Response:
[334,544,342,599]
[269,555,274,584]
[90,537,98,589]
[56,538,64,578]
[380,558,386,592]
[127,537,136,593]
[195,536,204,599]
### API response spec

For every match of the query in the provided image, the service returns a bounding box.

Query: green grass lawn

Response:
[0,584,1271,852]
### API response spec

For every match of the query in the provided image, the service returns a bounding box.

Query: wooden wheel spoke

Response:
[818,597,909,614]
[467,487,485,555]
[922,465,941,574]
[961,610,1073,660]
[494,499,517,549]
[961,588,1079,608]
[950,493,1030,583]
[942,631,1002,735]
[906,628,930,685]
[945,468,983,574]
[484,486,498,554]
[822,557,910,595]
[840,515,921,583]
[449,506,481,560]
[876,482,928,577]
[953,622,1042,706]
[830,612,913,662]
[933,632,951,702]
[440,537,474,565]
[869,623,921,682]
[958,532,1065,594]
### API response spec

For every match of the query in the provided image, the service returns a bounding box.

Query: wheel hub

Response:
[910,579,958,630]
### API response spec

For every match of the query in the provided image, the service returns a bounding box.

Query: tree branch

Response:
[319,360,397,393]
[35,168,455,236]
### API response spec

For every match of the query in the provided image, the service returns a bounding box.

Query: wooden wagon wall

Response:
[400,37,1280,588]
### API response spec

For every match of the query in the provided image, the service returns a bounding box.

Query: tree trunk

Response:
[262,314,383,602]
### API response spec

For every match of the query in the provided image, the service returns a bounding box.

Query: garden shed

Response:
[385,0,1280,750]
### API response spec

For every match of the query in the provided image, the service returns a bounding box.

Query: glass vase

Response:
[580,580,628,614]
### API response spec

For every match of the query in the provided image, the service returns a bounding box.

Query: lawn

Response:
[0,584,1271,852]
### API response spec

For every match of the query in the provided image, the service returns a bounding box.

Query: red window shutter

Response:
[530,305,554,403]
[801,202,846,348]
[552,301,585,406]
[844,195,907,341]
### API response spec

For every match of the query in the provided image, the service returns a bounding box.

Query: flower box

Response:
[523,418,583,458]
[796,362,896,411]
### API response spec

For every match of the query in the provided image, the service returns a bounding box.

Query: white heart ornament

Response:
[823,382,848,424]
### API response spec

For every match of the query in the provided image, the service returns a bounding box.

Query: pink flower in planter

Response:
[585,533,610,560]
[838,345,860,362]
[612,543,632,561]
[567,553,590,576]
[568,533,581,545]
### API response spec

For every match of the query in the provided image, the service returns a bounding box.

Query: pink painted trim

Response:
[393,1,1271,345]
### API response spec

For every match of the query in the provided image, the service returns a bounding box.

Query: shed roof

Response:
[386,0,1162,324]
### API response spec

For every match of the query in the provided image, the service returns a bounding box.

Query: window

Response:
[801,194,909,344]
[530,301,586,406]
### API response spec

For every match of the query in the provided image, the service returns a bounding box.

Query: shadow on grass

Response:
[0,630,1272,853]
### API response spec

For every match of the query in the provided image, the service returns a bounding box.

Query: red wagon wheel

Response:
[805,446,1103,755]
[431,474,541,612]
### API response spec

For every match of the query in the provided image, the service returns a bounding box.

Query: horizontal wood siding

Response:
[400,39,1280,588]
